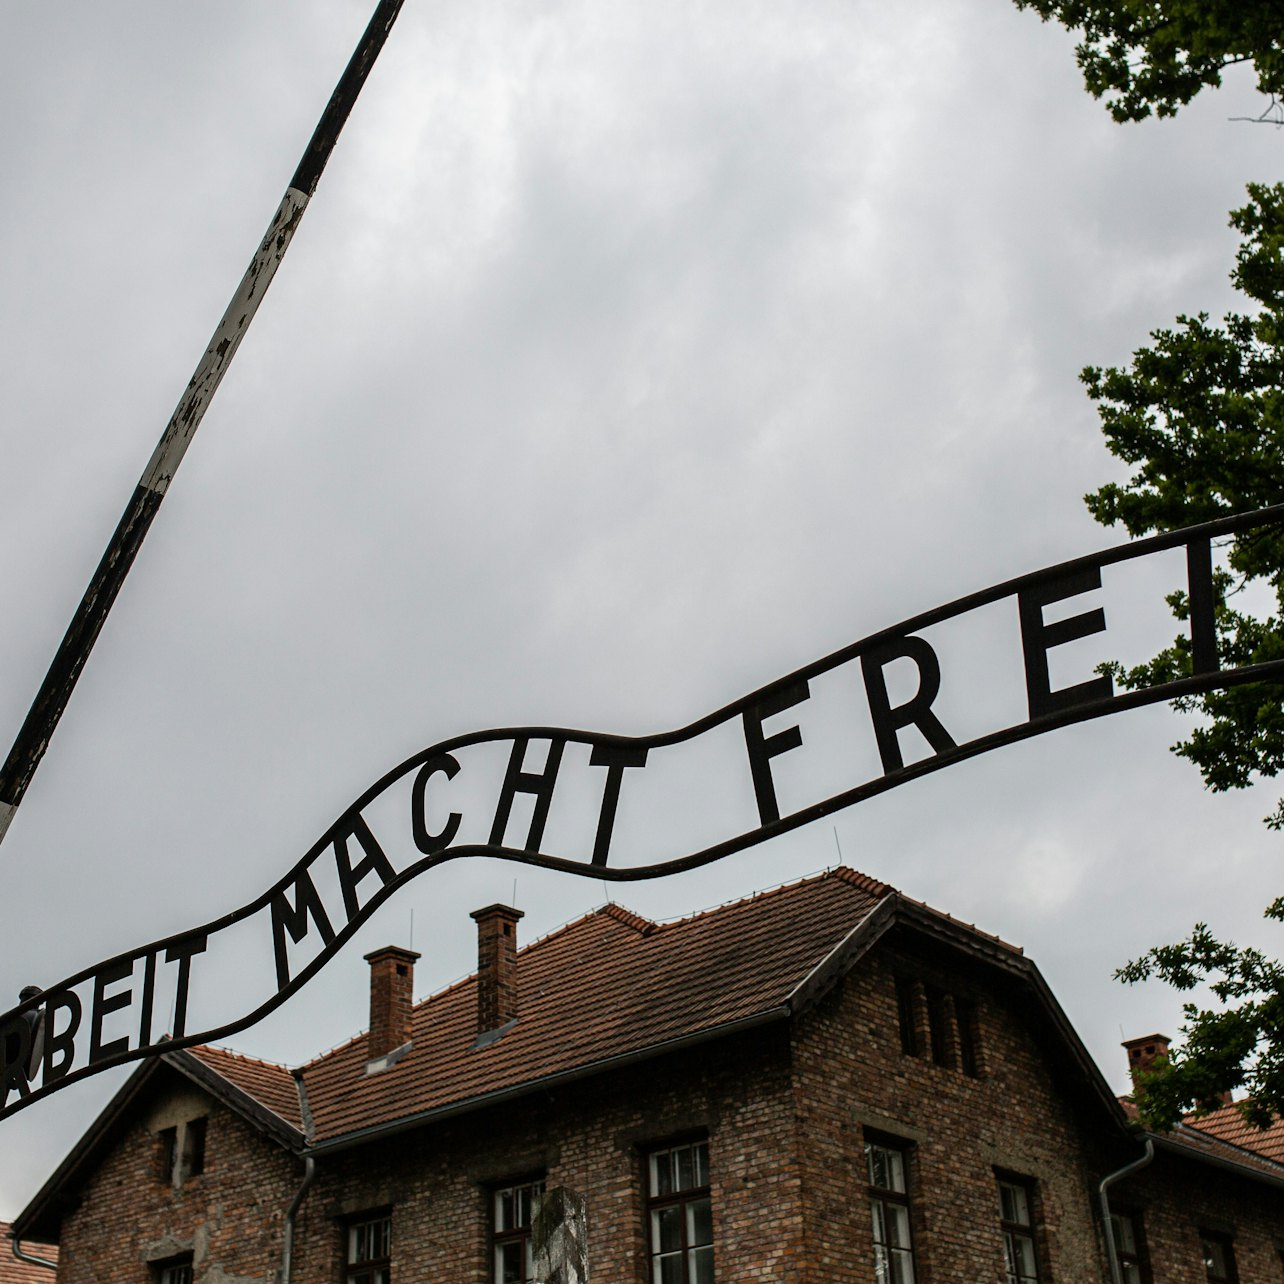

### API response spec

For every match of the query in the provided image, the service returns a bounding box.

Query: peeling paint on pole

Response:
[138,189,309,499]
[533,1187,588,1284]
[0,0,406,850]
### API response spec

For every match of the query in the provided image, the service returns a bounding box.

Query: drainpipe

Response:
[9,1232,57,1272]
[280,1156,317,1284]
[1098,1137,1154,1284]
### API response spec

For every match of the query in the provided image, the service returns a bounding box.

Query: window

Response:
[346,1212,391,1284]
[1201,1230,1237,1283]
[157,1117,206,1186]
[1110,1211,1149,1284]
[866,1138,916,1284]
[647,1139,713,1284]
[153,1256,193,1284]
[493,1178,544,1283]
[182,1116,206,1178]
[997,1176,1042,1284]
[157,1127,178,1183]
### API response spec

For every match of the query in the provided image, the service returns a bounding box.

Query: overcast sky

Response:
[2,0,1281,1220]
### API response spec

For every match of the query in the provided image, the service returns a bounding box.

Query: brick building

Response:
[8,867,1284,1281]
[1,1224,56,1284]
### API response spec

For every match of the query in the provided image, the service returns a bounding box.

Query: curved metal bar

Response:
[3,506,1282,1121]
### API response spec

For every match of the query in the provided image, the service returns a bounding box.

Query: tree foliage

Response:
[1013,0,1284,121]
[1086,183,1284,824]
[1083,183,1284,1128]
[1118,905,1284,1130]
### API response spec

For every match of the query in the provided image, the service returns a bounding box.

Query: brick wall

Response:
[790,940,1284,1283]
[54,1071,301,1283]
[288,1023,802,1281]
[1116,1153,1284,1284]
[52,1026,801,1282]
[47,947,1284,1281]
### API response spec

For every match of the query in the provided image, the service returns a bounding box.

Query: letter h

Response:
[489,737,566,853]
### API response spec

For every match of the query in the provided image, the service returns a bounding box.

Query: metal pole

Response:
[1098,1137,1154,1284]
[280,1156,317,1283]
[0,0,406,849]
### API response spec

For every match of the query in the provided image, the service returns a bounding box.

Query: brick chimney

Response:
[365,945,420,1060]
[471,904,523,1036]
[1122,1033,1170,1091]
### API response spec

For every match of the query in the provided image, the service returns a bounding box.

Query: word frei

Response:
[3,508,1282,1120]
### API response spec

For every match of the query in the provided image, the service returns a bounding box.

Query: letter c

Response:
[412,753,463,854]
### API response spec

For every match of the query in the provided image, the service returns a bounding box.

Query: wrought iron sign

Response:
[3,505,1283,1120]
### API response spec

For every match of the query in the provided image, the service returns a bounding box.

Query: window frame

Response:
[182,1116,206,1179]
[1109,1208,1150,1284]
[491,1176,545,1284]
[156,1117,207,1187]
[157,1126,178,1184]
[152,1254,193,1284]
[1200,1228,1238,1283]
[997,1173,1044,1284]
[865,1134,918,1284]
[645,1137,714,1284]
[344,1210,392,1284]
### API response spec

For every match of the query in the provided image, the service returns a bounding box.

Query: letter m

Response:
[271,866,337,989]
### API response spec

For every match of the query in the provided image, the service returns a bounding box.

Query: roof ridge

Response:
[194,1044,294,1072]
[600,902,657,933]
[831,866,892,896]
[518,903,632,954]
[653,865,892,931]
[894,891,1024,954]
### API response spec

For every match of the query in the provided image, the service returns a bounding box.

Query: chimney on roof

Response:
[1122,1033,1170,1092]
[471,904,523,1036]
[365,945,420,1060]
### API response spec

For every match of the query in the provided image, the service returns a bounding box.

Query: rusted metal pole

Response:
[0,0,406,849]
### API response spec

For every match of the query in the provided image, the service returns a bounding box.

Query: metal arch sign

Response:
[4,505,1284,1120]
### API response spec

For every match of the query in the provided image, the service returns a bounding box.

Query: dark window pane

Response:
[998,1180,1028,1226]
[690,1245,714,1284]
[654,1205,683,1253]
[657,1254,683,1284]
[889,1247,916,1284]
[687,1196,712,1248]
[183,1117,206,1178]
[498,1241,524,1283]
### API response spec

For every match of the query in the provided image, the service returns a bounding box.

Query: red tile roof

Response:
[0,1224,57,1283]
[186,1045,303,1133]
[1182,1100,1284,1165]
[299,867,890,1143]
[1118,1095,1284,1176]
[1162,1120,1284,1183]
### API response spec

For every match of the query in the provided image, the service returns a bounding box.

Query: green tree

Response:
[1082,182,1284,1128]
[1013,0,1284,122]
